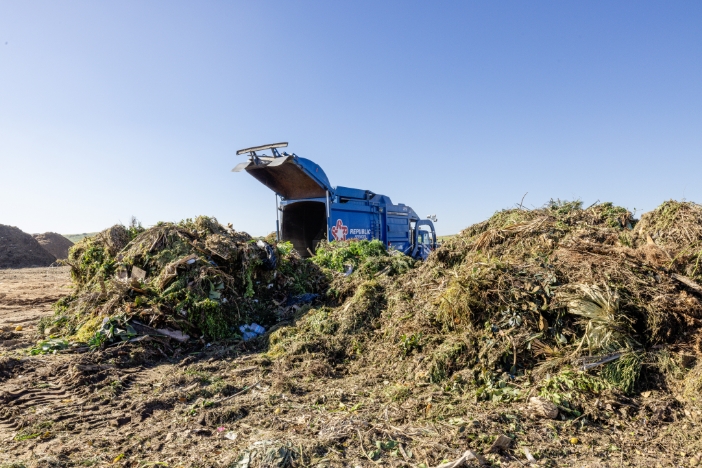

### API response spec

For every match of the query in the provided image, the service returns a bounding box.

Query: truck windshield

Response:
[418,229,433,246]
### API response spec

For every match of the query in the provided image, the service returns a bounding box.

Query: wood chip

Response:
[433,450,487,467]
[130,266,147,281]
[671,273,702,294]
[486,434,513,453]
[528,396,559,419]
[522,447,537,464]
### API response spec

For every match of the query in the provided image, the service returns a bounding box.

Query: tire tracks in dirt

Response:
[0,356,151,444]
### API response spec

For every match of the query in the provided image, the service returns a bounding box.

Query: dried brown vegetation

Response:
[3,201,702,467]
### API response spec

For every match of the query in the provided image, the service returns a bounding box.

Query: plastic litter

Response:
[256,240,277,270]
[239,323,265,341]
[286,293,319,306]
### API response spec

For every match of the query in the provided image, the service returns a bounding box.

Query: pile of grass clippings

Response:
[270,200,702,418]
[392,201,701,402]
[41,201,702,417]
[43,216,326,349]
[633,200,702,280]
[20,201,702,467]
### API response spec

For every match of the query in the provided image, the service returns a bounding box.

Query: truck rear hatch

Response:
[233,156,331,200]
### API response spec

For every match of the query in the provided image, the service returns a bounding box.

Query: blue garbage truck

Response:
[233,142,437,260]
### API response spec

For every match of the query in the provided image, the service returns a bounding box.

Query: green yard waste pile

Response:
[41,201,702,410]
[19,200,702,467]
[45,216,326,347]
[391,200,702,400]
[271,200,702,413]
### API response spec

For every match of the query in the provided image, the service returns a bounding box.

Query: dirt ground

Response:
[0,267,72,349]
[1,268,702,467]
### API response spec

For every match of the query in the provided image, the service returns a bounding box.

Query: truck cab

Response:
[233,143,437,259]
[414,226,437,260]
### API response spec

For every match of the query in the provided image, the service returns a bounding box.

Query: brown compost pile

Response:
[9,201,702,467]
[32,232,74,260]
[270,200,702,414]
[632,200,702,280]
[39,201,702,418]
[0,224,57,268]
[45,216,326,348]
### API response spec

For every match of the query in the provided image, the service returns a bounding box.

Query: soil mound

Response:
[0,224,56,269]
[33,232,74,259]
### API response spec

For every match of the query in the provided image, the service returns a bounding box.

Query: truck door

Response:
[386,215,411,253]
[235,155,333,257]
[411,219,437,260]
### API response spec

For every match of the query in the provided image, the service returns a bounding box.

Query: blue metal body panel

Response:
[238,150,436,259]
[335,186,368,200]
[282,192,424,256]
[295,157,332,192]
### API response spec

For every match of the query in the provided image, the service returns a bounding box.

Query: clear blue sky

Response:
[1,1,700,236]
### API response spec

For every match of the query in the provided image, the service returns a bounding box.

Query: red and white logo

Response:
[331,219,348,241]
